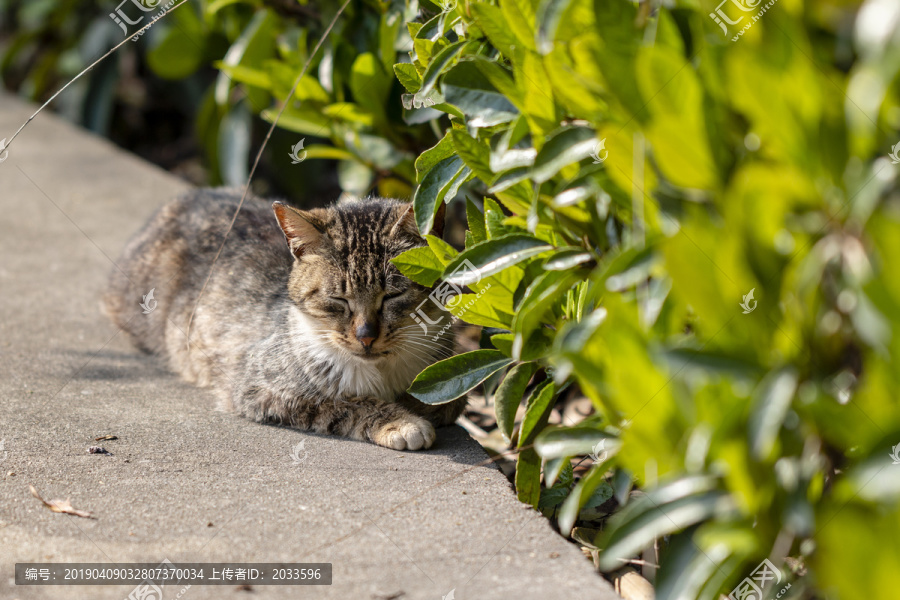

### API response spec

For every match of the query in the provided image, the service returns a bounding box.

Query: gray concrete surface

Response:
[0,95,618,600]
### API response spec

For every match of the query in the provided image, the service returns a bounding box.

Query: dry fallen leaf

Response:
[29,486,95,519]
[94,435,118,441]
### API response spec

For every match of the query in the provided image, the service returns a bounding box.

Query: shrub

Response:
[386,0,900,597]
[5,0,900,597]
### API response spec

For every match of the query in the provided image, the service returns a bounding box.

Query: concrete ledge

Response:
[0,95,619,600]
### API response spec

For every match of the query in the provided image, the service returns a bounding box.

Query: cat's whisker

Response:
[393,332,455,345]
[393,340,454,358]
[393,345,439,367]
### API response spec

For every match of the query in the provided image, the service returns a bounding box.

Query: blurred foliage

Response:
[3,0,900,598]
[393,0,900,597]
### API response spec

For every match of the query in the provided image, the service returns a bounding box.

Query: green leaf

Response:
[390,246,445,287]
[415,132,456,182]
[266,66,328,103]
[536,0,575,55]
[584,481,615,509]
[322,102,374,126]
[472,57,522,109]
[488,167,532,194]
[495,362,539,443]
[544,457,575,488]
[748,368,798,460]
[539,484,570,509]
[147,5,206,80]
[444,235,553,286]
[512,269,588,358]
[408,350,514,404]
[442,61,519,127]
[466,198,487,244]
[425,234,459,265]
[520,52,556,133]
[450,130,494,182]
[448,293,514,329]
[531,126,598,183]
[470,3,518,56]
[558,462,609,535]
[301,145,356,161]
[596,489,735,571]
[214,63,271,90]
[485,200,519,238]
[214,9,278,106]
[501,0,537,51]
[491,333,515,356]
[543,249,595,271]
[535,426,619,459]
[218,100,251,187]
[414,156,465,234]
[516,447,542,508]
[518,380,556,448]
[417,40,470,101]
[393,63,422,93]
[350,53,391,121]
[636,47,717,189]
[261,106,330,136]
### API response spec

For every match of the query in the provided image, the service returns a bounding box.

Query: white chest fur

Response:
[288,307,434,401]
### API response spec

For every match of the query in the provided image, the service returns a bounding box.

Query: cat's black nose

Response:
[356,322,378,349]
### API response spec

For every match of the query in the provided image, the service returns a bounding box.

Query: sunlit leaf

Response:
[408,350,514,404]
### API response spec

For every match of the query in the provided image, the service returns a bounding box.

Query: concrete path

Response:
[0,95,618,600]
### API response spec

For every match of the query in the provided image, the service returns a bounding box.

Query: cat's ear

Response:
[273,202,326,258]
[391,202,445,239]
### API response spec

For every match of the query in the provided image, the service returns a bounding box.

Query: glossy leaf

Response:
[408,350,514,404]
[531,126,598,183]
[495,363,538,443]
[390,246,445,287]
[518,380,556,448]
[413,156,465,234]
[516,447,542,508]
[444,235,553,286]
[535,426,620,459]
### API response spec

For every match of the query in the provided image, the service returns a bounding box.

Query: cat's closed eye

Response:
[328,297,350,312]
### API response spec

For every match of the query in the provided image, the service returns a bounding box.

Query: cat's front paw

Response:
[373,417,436,451]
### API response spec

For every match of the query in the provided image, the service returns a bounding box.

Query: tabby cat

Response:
[104,188,466,450]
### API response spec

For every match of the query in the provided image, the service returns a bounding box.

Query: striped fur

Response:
[104,188,466,450]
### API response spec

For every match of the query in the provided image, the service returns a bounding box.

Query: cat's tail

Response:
[102,198,191,355]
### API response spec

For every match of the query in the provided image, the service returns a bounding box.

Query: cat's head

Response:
[273,198,450,362]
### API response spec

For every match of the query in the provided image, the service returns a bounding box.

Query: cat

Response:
[104,188,466,450]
